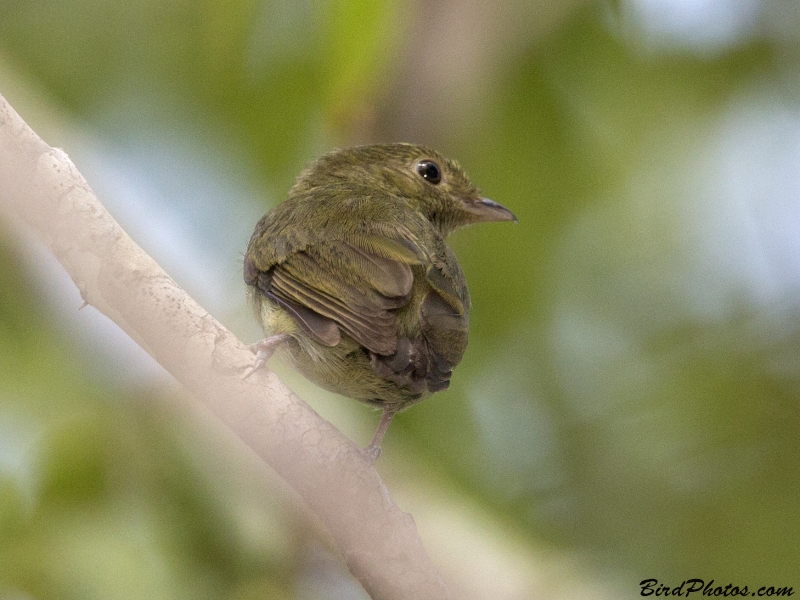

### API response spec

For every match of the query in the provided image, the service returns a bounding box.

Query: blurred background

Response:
[1,0,799,598]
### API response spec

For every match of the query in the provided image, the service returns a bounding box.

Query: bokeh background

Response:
[1,0,799,598]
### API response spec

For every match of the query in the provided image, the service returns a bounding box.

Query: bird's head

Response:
[291,143,516,237]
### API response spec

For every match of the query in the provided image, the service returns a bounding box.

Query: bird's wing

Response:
[367,238,471,394]
[419,245,470,389]
[244,188,432,353]
[250,237,423,355]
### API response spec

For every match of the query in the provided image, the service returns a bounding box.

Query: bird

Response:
[243,143,516,459]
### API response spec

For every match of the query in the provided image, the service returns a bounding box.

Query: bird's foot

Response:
[362,441,383,464]
[242,334,292,379]
[362,406,398,464]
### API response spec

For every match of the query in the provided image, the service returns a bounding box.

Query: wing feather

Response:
[257,239,417,355]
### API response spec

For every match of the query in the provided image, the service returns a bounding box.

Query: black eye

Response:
[416,160,441,184]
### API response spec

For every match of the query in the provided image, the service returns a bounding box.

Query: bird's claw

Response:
[242,334,291,380]
[362,443,382,465]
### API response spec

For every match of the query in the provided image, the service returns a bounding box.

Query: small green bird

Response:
[244,143,515,457]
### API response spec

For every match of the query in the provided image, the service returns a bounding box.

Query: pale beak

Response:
[466,197,518,223]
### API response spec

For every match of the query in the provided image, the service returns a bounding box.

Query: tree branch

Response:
[0,92,452,600]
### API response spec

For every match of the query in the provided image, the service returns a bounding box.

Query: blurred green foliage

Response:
[2,0,800,597]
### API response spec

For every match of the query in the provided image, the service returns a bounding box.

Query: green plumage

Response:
[244,143,515,445]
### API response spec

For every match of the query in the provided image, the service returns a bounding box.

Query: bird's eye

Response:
[416,160,441,184]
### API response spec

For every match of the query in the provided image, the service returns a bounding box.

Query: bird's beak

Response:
[466,197,518,223]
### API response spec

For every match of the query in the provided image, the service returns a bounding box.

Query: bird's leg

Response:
[242,334,292,379]
[364,405,398,462]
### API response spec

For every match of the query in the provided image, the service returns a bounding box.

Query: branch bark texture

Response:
[0,92,452,600]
